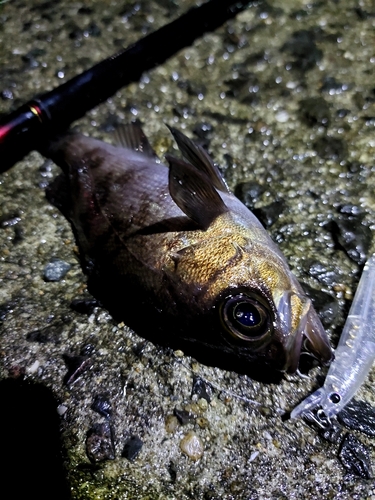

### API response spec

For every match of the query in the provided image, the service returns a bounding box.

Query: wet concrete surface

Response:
[1,1,375,498]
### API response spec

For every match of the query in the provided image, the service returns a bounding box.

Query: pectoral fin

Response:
[166,155,228,230]
[167,126,229,192]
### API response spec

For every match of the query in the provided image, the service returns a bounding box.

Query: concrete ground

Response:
[1,1,375,498]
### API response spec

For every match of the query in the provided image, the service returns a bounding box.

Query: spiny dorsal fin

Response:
[167,126,229,193]
[114,123,158,158]
[166,154,228,230]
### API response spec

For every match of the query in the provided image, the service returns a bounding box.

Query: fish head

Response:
[206,241,333,374]
[164,127,332,373]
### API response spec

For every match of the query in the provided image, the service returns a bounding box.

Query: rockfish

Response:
[44,124,332,375]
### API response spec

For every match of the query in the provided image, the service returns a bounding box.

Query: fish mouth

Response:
[276,291,333,373]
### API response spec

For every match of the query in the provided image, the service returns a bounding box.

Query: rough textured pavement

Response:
[1,1,375,498]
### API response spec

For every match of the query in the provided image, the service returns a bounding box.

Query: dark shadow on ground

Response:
[0,377,71,500]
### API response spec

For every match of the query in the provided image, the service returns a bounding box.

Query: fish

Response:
[42,123,332,375]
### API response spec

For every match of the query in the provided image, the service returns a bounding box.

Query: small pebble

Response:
[121,435,143,461]
[91,393,112,418]
[338,433,372,479]
[86,422,115,463]
[43,259,71,282]
[180,431,204,461]
[275,110,289,123]
[305,260,338,287]
[0,89,14,100]
[253,199,285,228]
[193,121,213,139]
[165,415,179,433]
[198,398,208,411]
[27,360,40,374]
[196,417,209,429]
[174,408,194,426]
[320,76,349,95]
[168,461,178,482]
[338,399,375,437]
[57,404,68,416]
[63,354,92,386]
[330,217,371,266]
[70,298,100,315]
[234,181,265,210]
[191,376,211,403]
[249,451,260,462]
[0,212,21,228]
[0,301,16,321]
[27,323,65,344]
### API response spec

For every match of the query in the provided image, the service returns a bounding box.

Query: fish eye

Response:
[221,293,272,342]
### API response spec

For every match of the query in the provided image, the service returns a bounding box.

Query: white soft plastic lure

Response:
[291,254,375,424]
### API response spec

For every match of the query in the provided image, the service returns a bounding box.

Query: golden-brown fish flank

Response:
[44,123,333,375]
[173,235,246,287]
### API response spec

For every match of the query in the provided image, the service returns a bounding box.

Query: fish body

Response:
[45,124,332,374]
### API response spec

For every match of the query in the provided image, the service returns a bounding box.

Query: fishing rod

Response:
[0,0,256,173]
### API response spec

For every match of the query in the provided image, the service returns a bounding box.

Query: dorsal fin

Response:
[114,123,158,158]
[166,154,228,230]
[167,125,229,193]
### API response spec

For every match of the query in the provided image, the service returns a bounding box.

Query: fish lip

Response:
[301,302,333,366]
[276,291,333,373]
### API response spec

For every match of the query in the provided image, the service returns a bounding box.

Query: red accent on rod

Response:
[0,124,12,143]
